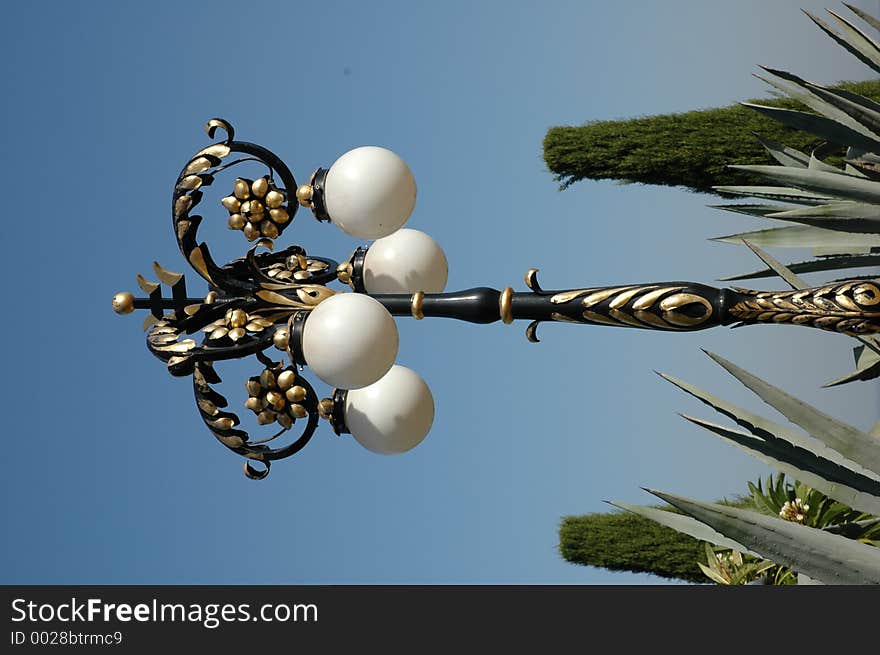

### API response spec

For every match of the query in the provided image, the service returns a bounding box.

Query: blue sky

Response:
[3,1,878,584]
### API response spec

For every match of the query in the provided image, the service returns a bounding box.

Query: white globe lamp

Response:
[344,365,434,454]
[363,228,448,294]
[301,293,398,389]
[323,146,417,239]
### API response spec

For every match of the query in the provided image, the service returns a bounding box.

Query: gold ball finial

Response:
[336,262,352,285]
[295,184,314,207]
[113,291,135,315]
[318,398,334,420]
[273,327,290,352]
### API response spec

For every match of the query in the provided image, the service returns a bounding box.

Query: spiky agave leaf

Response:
[804,81,880,140]
[605,501,755,556]
[739,102,880,153]
[769,201,880,219]
[710,203,804,218]
[753,133,810,168]
[646,490,880,584]
[712,184,838,204]
[677,414,880,516]
[713,218,880,282]
[710,224,880,251]
[728,164,880,203]
[765,202,880,233]
[657,370,880,483]
[753,66,880,142]
[737,239,806,289]
[808,151,849,174]
[803,7,880,75]
[844,2,880,33]
[825,341,880,386]
[718,254,880,282]
[703,351,880,476]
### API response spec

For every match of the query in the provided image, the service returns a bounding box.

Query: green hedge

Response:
[543,80,880,195]
[559,498,753,583]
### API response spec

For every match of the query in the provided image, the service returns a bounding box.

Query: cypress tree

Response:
[559,498,753,583]
[543,80,880,195]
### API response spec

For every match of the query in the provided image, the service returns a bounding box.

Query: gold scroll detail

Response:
[543,282,716,331]
[147,320,197,356]
[524,268,541,291]
[729,281,880,335]
[188,246,214,284]
[582,286,639,308]
[153,261,184,287]
[577,285,713,330]
[255,285,335,310]
[659,293,714,327]
[550,288,595,304]
[136,274,159,295]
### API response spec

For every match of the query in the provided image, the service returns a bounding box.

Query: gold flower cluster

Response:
[222,176,290,241]
[245,366,309,429]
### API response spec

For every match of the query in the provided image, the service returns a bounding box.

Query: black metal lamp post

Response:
[114,119,880,479]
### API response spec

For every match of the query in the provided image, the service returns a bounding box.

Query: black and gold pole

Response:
[113,118,880,479]
[339,270,880,339]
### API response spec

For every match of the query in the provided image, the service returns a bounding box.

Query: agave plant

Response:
[711,4,880,265]
[623,334,880,584]
[694,473,880,584]
[611,3,880,584]
[708,4,880,384]
[613,349,880,584]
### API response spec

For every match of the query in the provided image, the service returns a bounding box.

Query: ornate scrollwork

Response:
[193,359,320,480]
[172,118,302,293]
[122,119,345,478]
[728,281,880,335]
[548,285,715,329]
[518,270,880,341]
[521,269,720,341]
[521,270,719,341]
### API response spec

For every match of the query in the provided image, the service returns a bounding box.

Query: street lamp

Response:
[113,118,880,479]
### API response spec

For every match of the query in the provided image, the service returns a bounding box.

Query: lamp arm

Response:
[368,272,880,340]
